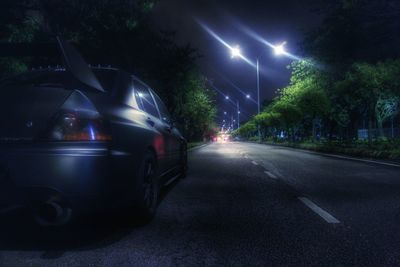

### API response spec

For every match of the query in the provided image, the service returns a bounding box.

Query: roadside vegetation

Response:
[233,1,400,160]
[0,0,217,142]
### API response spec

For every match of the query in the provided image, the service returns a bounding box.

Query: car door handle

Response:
[146,118,155,127]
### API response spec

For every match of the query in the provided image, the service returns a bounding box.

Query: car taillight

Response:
[47,111,112,141]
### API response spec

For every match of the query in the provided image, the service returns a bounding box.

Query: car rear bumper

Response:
[0,142,136,211]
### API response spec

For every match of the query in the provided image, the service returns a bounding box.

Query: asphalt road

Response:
[1,142,400,266]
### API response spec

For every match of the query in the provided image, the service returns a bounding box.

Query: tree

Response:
[254,111,281,139]
[303,0,400,66]
[376,95,399,138]
[178,72,217,141]
[340,61,400,142]
[237,121,257,139]
[279,60,330,140]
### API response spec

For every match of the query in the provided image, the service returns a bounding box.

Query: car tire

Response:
[130,151,159,224]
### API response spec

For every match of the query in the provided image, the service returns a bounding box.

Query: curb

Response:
[188,143,210,152]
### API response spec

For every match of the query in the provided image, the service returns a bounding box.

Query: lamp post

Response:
[237,100,240,129]
[224,96,246,130]
[230,42,287,142]
[256,59,260,142]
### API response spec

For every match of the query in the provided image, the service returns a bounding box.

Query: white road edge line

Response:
[298,197,340,224]
[316,153,400,168]
[188,143,209,152]
[271,144,400,168]
[252,161,258,165]
[264,171,278,179]
[248,142,400,168]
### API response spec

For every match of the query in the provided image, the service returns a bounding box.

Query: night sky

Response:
[152,0,323,124]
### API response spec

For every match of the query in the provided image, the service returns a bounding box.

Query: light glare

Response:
[195,20,256,67]
[231,45,242,59]
[274,41,287,56]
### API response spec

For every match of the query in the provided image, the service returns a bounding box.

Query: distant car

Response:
[0,38,187,225]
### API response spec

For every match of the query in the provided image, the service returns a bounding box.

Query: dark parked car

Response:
[0,38,187,225]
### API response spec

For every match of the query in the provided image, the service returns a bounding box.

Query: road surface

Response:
[1,142,400,266]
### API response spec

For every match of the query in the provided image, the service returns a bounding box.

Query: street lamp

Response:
[273,41,287,56]
[230,41,288,142]
[231,99,240,129]
[224,95,250,130]
[230,45,242,59]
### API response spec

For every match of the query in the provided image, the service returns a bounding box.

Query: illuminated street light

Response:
[225,95,230,100]
[273,41,287,56]
[230,45,242,59]
[246,94,251,99]
[224,111,227,115]
[229,41,290,142]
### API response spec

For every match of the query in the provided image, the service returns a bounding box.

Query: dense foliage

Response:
[0,0,217,141]
[234,0,400,147]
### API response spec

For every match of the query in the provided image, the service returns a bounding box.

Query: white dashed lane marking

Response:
[264,171,278,179]
[240,148,341,225]
[298,197,340,224]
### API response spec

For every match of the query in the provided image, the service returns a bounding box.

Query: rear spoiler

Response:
[0,37,105,92]
[56,37,104,92]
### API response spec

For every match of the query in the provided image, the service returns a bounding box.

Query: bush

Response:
[249,136,259,142]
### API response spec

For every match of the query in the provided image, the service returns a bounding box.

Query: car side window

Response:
[151,91,172,125]
[133,80,160,119]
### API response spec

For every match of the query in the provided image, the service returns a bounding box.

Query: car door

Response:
[132,79,172,174]
[150,90,182,170]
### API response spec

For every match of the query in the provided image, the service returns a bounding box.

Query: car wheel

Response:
[132,151,159,223]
